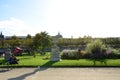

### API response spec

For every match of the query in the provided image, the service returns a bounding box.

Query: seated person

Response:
[9,55,18,64]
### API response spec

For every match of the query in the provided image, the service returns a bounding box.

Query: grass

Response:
[0,54,120,67]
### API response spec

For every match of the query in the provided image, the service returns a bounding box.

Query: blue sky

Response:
[0,0,120,38]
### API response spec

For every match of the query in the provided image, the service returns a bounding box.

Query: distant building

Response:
[56,32,63,38]
[52,32,63,43]
[5,36,26,40]
[0,32,4,40]
[1,32,63,40]
[0,32,5,53]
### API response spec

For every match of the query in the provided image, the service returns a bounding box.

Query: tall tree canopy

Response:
[33,31,52,54]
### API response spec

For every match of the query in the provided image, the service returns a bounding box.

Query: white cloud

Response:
[0,17,31,36]
[0,17,48,36]
[1,0,120,38]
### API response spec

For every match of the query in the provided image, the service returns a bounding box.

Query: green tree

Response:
[9,35,20,47]
[22,36,33,55]
[26,34,32,39]
[86,39,106,65]
[0,40,4,48]
[33,31,52,54]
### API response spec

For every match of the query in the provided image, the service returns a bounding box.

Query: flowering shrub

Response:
[105,48,120,58]
[61,49,88,59]
[61,49,78,59]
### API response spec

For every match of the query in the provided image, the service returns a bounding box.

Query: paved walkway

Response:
[0,67,120,80]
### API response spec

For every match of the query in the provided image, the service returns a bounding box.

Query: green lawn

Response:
[0,55,120,67]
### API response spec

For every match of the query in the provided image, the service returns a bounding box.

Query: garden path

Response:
[0,67,120,80]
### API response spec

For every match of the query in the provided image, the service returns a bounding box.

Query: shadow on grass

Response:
[36,61,59,71]
[41,61,58,67]
[87,59,107,66]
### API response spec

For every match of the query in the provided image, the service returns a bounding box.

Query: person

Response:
[77,49,81,59]
[9,55,18,64]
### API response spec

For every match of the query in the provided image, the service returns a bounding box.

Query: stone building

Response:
[0,32,5,54]
[0,32,4,47]
[52,32,63,42]
[0,32,4,40]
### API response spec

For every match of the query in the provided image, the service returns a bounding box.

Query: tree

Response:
[22,36,33,55]
[11,35,18,40]
[9,35,20,47]
[26,34,32,39]
[33,31,52,54]
[0,40,4,48]
[86,39,106,65]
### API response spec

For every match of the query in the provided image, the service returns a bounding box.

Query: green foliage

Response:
[11,35,18,40]
[33,31,52,54]
[112,49,120,55]
[22,38,33,48]
[1,55,120,67]
[102,38,120,48]
[107,48,120,58]
[26,34,32,39]
[7,39,20,47]
[86,39,106,65]
[61,49,88,59]
[61,49,78,59]
[3,35,21,48]
[86,39,105,55]
[57,36,92,47]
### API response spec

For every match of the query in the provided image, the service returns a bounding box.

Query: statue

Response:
[50,44,61,61]
[50,34,61,61]
[4,49,11,61]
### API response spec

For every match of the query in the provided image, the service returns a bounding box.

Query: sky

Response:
[0,0,120,38]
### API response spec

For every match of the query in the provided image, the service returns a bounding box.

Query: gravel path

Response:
[0,67,120,80]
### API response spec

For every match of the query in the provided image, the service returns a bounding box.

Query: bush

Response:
[61,49,78,59]
[61,49,88,59]
[105,48,120,59]
[112,49,120,55]
[86,39,106,59]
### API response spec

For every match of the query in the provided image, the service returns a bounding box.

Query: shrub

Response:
[106,48,120,59]
[61,49,78,59]
[112,49,120,55]
[81,50,90,59]
[86,39,106,59]
[61,49,88,59]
